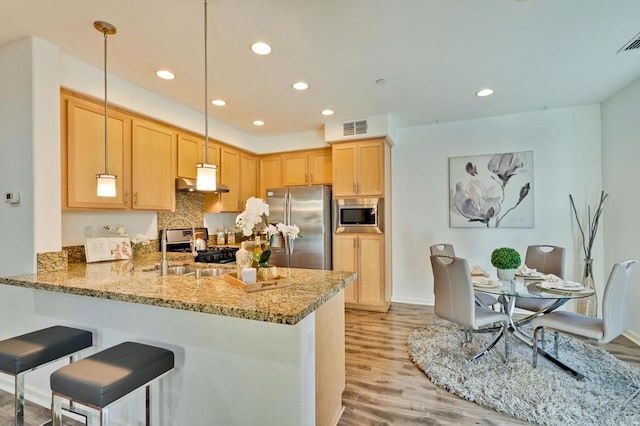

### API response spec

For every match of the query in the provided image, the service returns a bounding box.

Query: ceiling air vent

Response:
[618,31,640,53]
[342,119,368,137]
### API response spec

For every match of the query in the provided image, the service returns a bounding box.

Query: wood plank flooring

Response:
[338,302,640,426]
[0,302,637,425]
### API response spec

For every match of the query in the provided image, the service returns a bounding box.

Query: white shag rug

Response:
[408,321,640,426]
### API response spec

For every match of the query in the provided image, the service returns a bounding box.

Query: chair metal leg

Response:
[554,331,559,357]
[15,372,25,426]
[533,326,542,368]
[504,323,509,362]
[51,394,63,426]
[469,324,505,361]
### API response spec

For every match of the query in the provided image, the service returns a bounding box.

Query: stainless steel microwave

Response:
[333,198,384,233]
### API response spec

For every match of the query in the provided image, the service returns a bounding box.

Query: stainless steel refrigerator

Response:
[266,185,332,270]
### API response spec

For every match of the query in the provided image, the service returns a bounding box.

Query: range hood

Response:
[175,177,229,193]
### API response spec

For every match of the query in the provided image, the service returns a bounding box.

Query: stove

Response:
[194,247,239,264]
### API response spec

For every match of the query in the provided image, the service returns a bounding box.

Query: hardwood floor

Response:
[0,302,637,425]
[338,302,640,426]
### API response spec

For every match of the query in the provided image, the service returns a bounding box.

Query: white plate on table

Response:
[537,280,587,292]
[473,279,502,288]
[515,272,545,280]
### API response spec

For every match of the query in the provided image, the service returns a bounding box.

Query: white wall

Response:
[258,129,328,154]
[0,38,36,275]
[392,105,604,306]
[602,75,640,342]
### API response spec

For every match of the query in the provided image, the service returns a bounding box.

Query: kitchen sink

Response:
[148,265,228,277]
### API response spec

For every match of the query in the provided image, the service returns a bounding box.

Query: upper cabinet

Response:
[62,91,175,211]
[131,119,176,210]
[205,147,257,213]
[259,154,282,198]
[176,133,201,179]
[332,139,384,197]
[281,148,332,187]
[62,96,131,209]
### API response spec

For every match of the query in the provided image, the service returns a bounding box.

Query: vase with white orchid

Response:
[235,197,302,268]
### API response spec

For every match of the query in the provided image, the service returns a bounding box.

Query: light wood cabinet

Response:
[281,148,332,187]
[258,154,282,198]
[131,119,176,210]
[205,147,256,212]
[240,153,257,207]
[332,140,384,197]
[63,96,131,209]
[333,233,389,311]
[176,133,201,179]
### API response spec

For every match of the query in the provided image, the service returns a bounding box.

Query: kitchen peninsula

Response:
[0,254,355,425]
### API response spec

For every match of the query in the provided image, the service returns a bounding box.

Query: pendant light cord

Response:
[103,28,109,175]
[204,0,209,164]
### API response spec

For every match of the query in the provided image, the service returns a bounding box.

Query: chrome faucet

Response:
[160,229,169,276]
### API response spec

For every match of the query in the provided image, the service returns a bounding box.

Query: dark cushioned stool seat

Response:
[0,326,93,374]
[51,341,174,408]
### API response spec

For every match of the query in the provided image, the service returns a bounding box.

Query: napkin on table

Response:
[516,265,538,276]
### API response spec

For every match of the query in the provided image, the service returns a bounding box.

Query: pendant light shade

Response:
[97,174,117,197]
[195,0,218,192]
[94,20,117,198]
[196,163,217,191]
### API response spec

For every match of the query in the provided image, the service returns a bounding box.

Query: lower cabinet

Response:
[333,234,389,312]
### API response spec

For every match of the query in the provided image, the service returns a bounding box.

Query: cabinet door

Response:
[65,97,130,209]
[309,149,332,185]
[282,153,309,186]
[131,119,175,210]
[177,133,201,179]
[240,153,257,208]
[357,141,384,196]
[332,144,357,197]
[218,147,241,212]
[259,155,282,198]
[357,234,385,307]
[333,234,358,304]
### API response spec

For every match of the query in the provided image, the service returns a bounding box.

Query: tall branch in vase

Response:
[569,191,608,261]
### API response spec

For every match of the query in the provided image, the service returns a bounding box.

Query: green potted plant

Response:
[490,247,521,281]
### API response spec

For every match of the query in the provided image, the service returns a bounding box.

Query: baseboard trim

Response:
[391,296,434,306]
[623,329,640,346]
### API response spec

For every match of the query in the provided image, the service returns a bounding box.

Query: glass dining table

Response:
[474,276,595,379]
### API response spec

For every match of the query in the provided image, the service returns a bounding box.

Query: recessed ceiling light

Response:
[211,99,226,106]
[476,88,494,97]
[292,81,309,91]
[250,42,272,55]
[321,109,334,116]
[156,70,175,80]
[253,120,265,126]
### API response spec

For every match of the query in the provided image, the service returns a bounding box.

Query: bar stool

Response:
[50,341,175,425]
[0,325,93,425]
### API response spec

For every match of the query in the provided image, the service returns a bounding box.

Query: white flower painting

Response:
[449,151,534,228]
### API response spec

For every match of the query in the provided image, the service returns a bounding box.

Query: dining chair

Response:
[512,245,566,313]
[429,244,499,310]
[531,259,637,367]
[431,255,509,361]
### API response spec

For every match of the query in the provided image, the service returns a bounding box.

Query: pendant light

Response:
[196,0,218,191]
[95,21,117,197]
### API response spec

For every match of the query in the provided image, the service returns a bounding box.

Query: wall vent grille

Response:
[343,119,368,137]
[618,31,640,52]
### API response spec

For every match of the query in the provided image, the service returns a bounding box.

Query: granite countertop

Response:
[0,253,356,325]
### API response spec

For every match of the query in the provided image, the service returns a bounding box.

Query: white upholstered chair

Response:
[429,244,499,310]
[532,259,637,367]
[513,245,566,313]
[431,255,509,361]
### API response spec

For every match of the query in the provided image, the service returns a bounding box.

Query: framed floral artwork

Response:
[449,151,534,228]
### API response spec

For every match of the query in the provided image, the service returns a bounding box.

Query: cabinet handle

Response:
[124,191,129,205]
[134,192,138,205]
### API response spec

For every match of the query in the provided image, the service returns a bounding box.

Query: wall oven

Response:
[333,198,384,233]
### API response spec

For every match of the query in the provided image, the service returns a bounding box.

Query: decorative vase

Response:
[496,268,515,281]
[235,241,254,277]
[270,233,285,248]
[257,265,278,281]
[576,258,597,317]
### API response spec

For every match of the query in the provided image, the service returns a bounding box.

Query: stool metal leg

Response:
[146,385,151,426]
[51,394,63,426]
[15,372,25,426]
